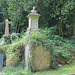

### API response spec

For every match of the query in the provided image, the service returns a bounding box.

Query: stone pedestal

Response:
[27,7,40,33]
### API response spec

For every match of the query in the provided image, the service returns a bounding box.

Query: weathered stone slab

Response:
[33,46,50,71]
[0,54,3,71]
[25,44,51,71]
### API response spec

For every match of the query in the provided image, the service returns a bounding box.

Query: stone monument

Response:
[25,7,51,72]
[3,19,11,44]
[27,7,40,33]
[4,19,9,36]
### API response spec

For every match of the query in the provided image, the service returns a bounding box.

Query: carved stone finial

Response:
[33,6,35,10]
[31,6,36,13]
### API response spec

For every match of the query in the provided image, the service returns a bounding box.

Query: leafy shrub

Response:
[40,26,57,39]
[3,35,11,44]
[10,33,22,40]
[53,40,75,65]
[0,26,75,70]
[0,37,5,45]
[6,42,25,66]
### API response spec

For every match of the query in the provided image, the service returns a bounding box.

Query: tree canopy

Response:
[0,0,75,37]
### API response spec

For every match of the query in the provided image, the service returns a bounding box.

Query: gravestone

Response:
[0,54,3,71]
[3,19,11,44]
[25,43,51,71]
[27,7,40,33]
[4,19,9,36]
[25,7,51,71]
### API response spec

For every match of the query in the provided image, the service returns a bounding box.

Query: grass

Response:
[2,63,75,75]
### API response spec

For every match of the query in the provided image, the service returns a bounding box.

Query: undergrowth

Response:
[0,26,75,69]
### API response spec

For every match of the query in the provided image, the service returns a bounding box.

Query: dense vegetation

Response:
[0,27,75,70]
[0,0,75,74]
[0,0,75,37]
[2,63,75,75]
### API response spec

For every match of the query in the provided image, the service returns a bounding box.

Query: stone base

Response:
[27,28,39,33]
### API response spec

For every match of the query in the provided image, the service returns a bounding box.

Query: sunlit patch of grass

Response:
[2,63,75,75]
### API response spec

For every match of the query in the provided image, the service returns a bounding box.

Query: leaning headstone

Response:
[0,54,3,71]
[27,7,40,33]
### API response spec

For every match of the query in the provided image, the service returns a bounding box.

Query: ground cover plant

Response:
[0,26,75,74]
[2,63,75,75]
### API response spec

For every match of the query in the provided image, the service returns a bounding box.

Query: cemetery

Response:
[0,0,75,75]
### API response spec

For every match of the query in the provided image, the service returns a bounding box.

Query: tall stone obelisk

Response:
[4,19,9,36]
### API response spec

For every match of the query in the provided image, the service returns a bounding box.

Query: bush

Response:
[53,39,75,65]
[0,26,75,70]
[6,42,25,66]
[10,33,22,41]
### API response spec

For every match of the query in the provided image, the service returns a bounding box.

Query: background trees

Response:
[0,0,75,37]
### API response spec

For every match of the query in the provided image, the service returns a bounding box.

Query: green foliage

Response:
[40,27,75,66]
[0,0,75,37]
[0,26,75,70]
[7,0,28,33]
[0,33,22,45]
[6,42,25,66]
[0,21,5,38]
[3,35,11,44]
[2,63,75,75]
[10,33,22,40]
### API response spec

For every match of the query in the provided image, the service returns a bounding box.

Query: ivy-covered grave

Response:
[24,33,55,72]
[1,26,74,72]
[6,42,25,67]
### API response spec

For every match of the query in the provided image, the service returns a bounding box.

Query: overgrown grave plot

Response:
[24,34,55,72]
[6,42,25,67]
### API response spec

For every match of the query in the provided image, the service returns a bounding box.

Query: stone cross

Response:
[27,7,40,33]
[4,19,9,36]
